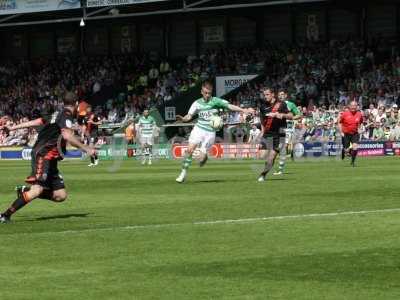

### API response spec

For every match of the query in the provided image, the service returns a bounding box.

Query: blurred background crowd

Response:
[1,37,400,146]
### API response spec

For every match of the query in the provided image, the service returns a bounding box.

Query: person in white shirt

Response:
[375,107,386,123]
[108,107,118,123]
[148,66,159,87]
[247,124,261,144]
[368,103,378,118]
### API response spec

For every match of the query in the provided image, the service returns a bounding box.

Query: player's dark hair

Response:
[64,92,77,106]
[202,80,213,89]
[262,87,275,94]
[278,88,287,94]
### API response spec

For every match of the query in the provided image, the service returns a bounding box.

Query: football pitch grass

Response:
[1,157,400,299]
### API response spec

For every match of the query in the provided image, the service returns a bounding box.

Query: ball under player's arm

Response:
[5,118,44,131]
[61,128,96,156]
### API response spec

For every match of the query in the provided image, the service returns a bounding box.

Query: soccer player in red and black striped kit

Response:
[85,105,101,167]
[257,88,293,182]
[339,101,363,167]
[0,92,96,223]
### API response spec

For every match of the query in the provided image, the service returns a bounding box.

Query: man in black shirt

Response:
[0,92,96,223]
[258,88,293,182]
[86,105,102,167]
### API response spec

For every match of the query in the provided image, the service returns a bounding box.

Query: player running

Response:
[0,92,96,223]
[273,89,301,175]
[175,80,253,183]
[339,101,363,167]
[137,109,157,165]
[86,105,102,167]
[258,87,293,182]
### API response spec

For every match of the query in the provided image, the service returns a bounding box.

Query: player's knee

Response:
[28,185,44,199]
[53,191,67,202]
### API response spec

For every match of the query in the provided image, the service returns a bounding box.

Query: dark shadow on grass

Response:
[192,179,229,184]
[32,213,90,221]
[267,178,290,181]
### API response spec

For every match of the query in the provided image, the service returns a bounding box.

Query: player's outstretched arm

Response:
[176,114,193,123]
[61,128,96,156]
[227,104,254,115]
[89,120,102,125]
[6,118,44,131]
[267,112,294,120]
[283,112,294,120]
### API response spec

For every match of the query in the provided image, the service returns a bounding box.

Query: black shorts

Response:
[260,133,285,153]
[26,156,65,190]
[342,133,360,149]
[89,130,98,144]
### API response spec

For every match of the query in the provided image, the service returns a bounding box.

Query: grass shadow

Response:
[32,213,91,221]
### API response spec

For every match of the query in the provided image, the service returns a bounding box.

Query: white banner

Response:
[215,74,258,97]
[0,0,81,15]
[203,26,224,43]
[86,0,169,7]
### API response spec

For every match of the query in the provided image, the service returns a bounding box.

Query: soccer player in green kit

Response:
[273,89,301,175]
[175,81,253,183]
[137,109,157,165]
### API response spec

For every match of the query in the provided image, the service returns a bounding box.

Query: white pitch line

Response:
[3,207,400,237]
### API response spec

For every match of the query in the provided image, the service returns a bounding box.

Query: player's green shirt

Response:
[138,115,156,137]
[188,97,229,132]
[286,100,300,116]
[285,100,300,131]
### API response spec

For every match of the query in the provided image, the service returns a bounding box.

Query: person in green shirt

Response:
[274,89,301,175]
[137,109,157,165]
[372,122,385,140]
[175,80,253,183]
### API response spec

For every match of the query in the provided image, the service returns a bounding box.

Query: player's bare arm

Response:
[338,116,345,136]
[176,114,193,123]
[61,128,96,156]
[267,112,294,120]
[5,118,44,131]
[88,120,102,126]
[227,104,254,115]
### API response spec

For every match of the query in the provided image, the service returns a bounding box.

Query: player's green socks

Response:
[182,155,193,170]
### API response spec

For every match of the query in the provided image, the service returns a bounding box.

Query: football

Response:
[209,115,223,130]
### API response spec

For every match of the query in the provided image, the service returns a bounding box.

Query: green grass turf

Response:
[1,157,400,299]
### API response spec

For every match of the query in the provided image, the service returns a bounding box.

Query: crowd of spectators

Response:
[1,37,400,146]
[0,47,268,146]
[225,37,400,143]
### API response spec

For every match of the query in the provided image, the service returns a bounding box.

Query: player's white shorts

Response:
[140,135,154,146]
[188,126,216,153]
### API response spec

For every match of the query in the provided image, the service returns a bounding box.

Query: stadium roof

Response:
[0,0,330,27]
[0,0,397,27]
